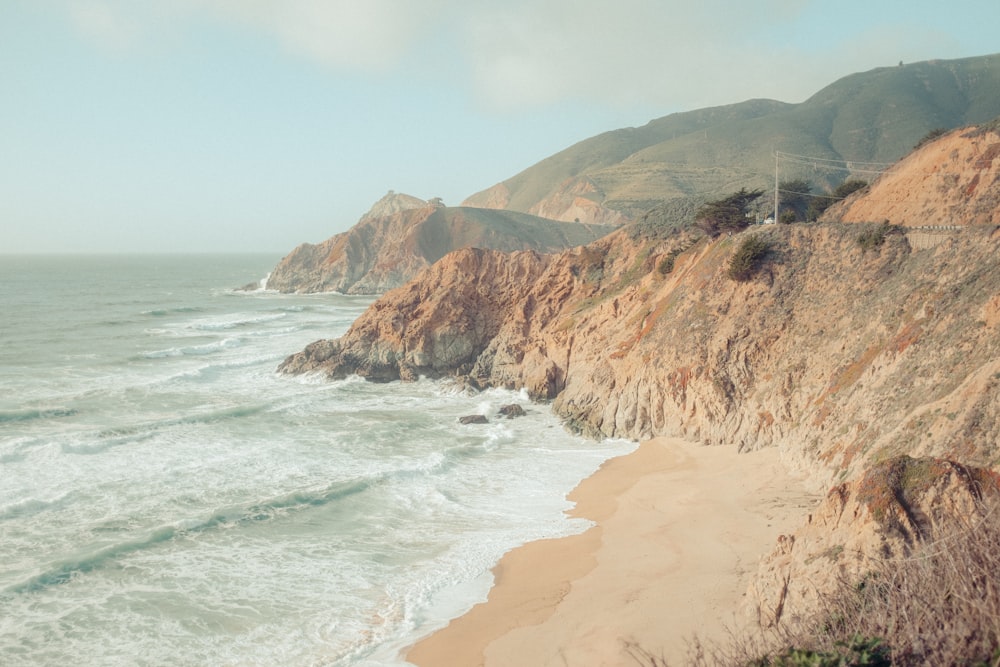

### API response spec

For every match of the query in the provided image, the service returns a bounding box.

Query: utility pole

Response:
[774,152,779,224]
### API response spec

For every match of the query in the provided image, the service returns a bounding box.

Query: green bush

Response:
[856,222,900,252]
[750,636,891,667]
[727,235,771,281]
[657,248,684,276]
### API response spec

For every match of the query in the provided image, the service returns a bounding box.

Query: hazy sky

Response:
[2,0,998,254]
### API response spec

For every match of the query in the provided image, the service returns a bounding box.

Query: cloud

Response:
[458,0,820,111]
[56,0,996,115]
[197,0,452,71]
[67,0,144,51]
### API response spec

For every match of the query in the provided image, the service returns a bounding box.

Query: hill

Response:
[463,53,1000,225]
[264,192,612,294]
[280,121,1000,652]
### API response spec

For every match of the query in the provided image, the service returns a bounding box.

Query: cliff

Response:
[282,124,1000,471]
[265,192,612,294]
[280,221,1000,483]
[280,124,1000,637]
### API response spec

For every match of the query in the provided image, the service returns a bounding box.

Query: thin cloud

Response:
[68,0,145,52]
[58,0,996,114]
[198,0,451,71]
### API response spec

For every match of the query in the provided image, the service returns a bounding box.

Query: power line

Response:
[775,150,897,169]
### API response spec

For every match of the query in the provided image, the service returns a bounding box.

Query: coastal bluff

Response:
[281,125,1000,486]
[264,191,611,294]
[280,124,1000,645]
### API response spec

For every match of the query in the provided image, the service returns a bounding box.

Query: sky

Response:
[2,1,998,254]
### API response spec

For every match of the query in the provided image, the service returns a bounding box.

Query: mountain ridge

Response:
[463,53,1000,225]
[278,122,1000,637]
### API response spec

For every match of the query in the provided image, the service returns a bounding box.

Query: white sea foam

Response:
[0,255,632,667]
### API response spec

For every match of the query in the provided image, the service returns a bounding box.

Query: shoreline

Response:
[405,437,817,667]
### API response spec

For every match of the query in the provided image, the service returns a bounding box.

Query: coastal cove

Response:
[0,254,635,666]
[406,438,818,667]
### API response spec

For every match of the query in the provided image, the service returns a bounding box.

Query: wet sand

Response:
[406,437,816,666]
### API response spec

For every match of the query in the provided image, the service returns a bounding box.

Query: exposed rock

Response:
[497,404,526,419]
[263,193,612,294]
[282,127,1000,494]
[747,455,1000,627]
[281,124,1000,636]
[459,415,489,425]
[832,126,1000,227]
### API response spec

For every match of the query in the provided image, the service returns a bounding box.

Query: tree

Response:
[694,188,764,236]
[778,179,812,222]
[807,179,868,220]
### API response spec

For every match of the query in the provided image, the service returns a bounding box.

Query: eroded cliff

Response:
[266,192,611,294]
[280,125,1000,638]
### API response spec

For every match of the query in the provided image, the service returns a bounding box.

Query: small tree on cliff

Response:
[727,235,771,281]
[695,188,764,236]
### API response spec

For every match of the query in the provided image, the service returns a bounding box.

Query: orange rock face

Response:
[282,125,1000,627]
[835,126,1000,228]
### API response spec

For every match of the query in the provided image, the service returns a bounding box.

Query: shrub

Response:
[855,222,900,252]
[727,235,771,281]
[657,248,684,276]
[914,127,947,150]
[677,499,1000,667]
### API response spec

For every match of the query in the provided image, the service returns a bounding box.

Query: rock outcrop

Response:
[281,123,1000,633]
[834,124,1000,227]
[282,126,1000,488]
[264,192,612,294]
[748,455,1000,626]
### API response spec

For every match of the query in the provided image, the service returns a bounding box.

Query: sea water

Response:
[0,254,633,666]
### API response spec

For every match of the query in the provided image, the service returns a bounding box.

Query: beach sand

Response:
[406,437,817,667]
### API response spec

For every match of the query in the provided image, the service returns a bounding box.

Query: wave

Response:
[5,479,373,596]
[138,337,242,359]
[184,312,287,331]
[59,404,271,456]
[141,306,203,317]
[0,407,78,424]
[0,493,74,523]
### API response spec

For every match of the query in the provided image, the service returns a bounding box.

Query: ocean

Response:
[0,254,632,666]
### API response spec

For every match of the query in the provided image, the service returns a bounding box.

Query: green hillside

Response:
[465,53,1000,220]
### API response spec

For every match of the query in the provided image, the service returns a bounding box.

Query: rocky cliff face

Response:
[281,220,1000,485]
[264,193,612,294]
[748,455,1000,626]
[834,125,1000,227]
[280,125,1000,633]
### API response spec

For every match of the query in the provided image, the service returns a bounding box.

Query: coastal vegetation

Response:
[464,54,1000,226]
[276,77,1000,665]
[683,500,1000,667]
[726,235,771,281]
[695,188,764,236]
[855,222,901,252]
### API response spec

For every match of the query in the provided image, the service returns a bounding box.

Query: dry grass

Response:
[642,499,1000,666]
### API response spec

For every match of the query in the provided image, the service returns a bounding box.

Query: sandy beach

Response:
[406,437,817,667]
